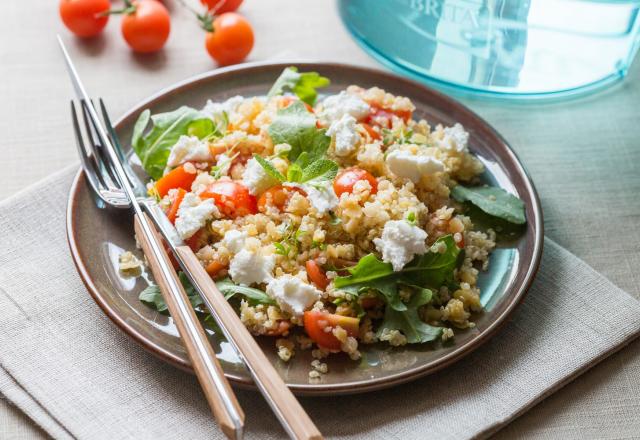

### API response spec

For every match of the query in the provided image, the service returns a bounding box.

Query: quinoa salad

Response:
[126,67,526,376]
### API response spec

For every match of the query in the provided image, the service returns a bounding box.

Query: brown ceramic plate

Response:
[67,62,543,395]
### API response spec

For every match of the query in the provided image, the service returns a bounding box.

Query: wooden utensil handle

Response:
[175,245,323,440]
[134,214,245,439]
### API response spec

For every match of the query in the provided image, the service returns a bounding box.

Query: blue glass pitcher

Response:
[339,0,640,99]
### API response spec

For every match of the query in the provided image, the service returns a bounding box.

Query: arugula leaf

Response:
[139,272,203,314]
[131,106,205,180]
[187,118,215,139]
[253,154,285,182]
[140,273,274,313]
[268,101,331,164]
[267,66,330,105]
[334,235,461,310]
[451,184,526,225]
[215,278,276,305]
[376,288,443,343]
[300,159,338,186]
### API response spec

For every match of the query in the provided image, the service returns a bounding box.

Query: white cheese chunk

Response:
[175,193,219,240]
[321,91,370,123]
[285,183,338,215]
[229,248,274,286]
[385,149,445,183]
[266,275,322,316]
[217,229,247,254]
[201,95,244,121]
[440,123,469,152]
[166,135,212,168]
[242,157,278,196]
[327,114,360,156]
[373,220,428,271]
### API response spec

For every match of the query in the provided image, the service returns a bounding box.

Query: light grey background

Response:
[1,0,639,438]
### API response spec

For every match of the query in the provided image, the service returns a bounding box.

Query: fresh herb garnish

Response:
[268,101,331,164]
[333,235,461,311]
[215,278,275,305]
[451,184,526,225]
[131,106,225,180]
[258,101,338,187]
[267,66,330,105]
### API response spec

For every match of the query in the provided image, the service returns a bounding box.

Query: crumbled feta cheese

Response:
[175,193,219,239]
[201,95,244,121]
[440,123,469,152]
[217,229,247,254]
[327,114,360,156]
[320,91,370,123]
[229,249,274,286]
[385,149,444,183]
[242,157,279,195]
[373,220,428,271]
[266,275,322,316]
[166,135,212,168]
[286,183,338,214]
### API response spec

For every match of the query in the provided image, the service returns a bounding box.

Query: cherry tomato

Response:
[205,260,227,278]
[155,165,197,198]
[59,0,110,37]
[205,13,254,66]
[200,0,243,13]
[121,0,171,53]
[306,260,329,291]
[166,188,187,223]
[333,168,378,198]
[200,181,257,218]
[185,229,206,251]
[361,123,381,141]
[303,310,359,351]
[365,106,413,129]
[257,185,306,213]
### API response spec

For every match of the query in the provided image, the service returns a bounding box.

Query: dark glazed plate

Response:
[67,62,543,395]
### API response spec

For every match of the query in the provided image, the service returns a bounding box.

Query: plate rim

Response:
[66,61,544,395]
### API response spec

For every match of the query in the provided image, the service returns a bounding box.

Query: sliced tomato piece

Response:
[155,165,197,198]
[257,185,306,213]
[306,260,329,290]
[333,167,378,197]
[365,105,412,128]
[303,310,359,351]
[166,188,187,224]
[361,122,381,141]
[185,229,206,251]
[200,181,257,218]
[205,260,227,277]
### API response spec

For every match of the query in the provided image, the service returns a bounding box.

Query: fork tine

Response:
[71,101,112,209]
[99,98,144,190]
[80,99,120,190]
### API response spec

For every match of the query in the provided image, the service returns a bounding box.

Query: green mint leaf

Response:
[267,66,330,105]
[375,289,442,344]
[401,235,461,289]
[215,278,276,305]
[300,159,338,185]
[287,162,303,182]
[268,101,330,164]
[451,184,526,225]
[253,154,285,182]
[131,106,205,180]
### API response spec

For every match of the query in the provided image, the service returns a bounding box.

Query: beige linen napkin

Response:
[1,166,639,440]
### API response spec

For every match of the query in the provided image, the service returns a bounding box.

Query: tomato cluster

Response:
[59,0,253,64]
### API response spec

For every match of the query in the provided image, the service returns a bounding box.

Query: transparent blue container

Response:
[338,0,640,99]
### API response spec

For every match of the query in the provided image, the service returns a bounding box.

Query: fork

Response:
[59,37,323,440]
[62,51,245,440]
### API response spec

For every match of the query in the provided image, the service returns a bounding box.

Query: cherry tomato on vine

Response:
[200,0,243,14]
[59,0,110,38]
[120,0,171,53]
[205,13,254,66]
